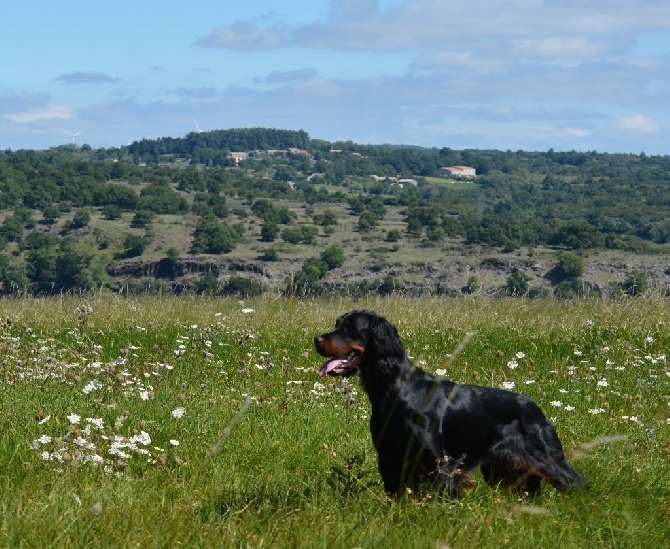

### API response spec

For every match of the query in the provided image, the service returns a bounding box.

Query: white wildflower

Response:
[82,379,103,394]
[36,434,52,445]
[85,417,105,429]
[131,431,151,446]
[109,444,130,459]
[171,407,186,419]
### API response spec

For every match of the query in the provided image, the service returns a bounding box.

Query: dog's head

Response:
[314,310,404,378]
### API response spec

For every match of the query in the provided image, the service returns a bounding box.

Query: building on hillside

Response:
[228,152,248,164]
[437,165,476,178]
[369,174,418,187]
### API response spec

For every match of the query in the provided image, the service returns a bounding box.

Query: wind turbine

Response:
[63,129,81,144]
[193,119,203,133]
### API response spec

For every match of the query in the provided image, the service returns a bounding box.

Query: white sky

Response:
[2,0,669,153]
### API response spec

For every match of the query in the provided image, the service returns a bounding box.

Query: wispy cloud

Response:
[56,72,120,84]
[196,1,670,53]
[195,20,290,51]
[0,90,51,113]
[616,114,660,134]
[262,68,318,84]
[6,105,74,123]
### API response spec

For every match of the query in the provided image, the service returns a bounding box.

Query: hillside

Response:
[1,128,669,297]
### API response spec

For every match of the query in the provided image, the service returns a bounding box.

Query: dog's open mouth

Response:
[318,351,361,377]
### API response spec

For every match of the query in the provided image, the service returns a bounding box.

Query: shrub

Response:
[620,269,650,296]
[548,251,584,283]
[223,276,262,297]
[501,270,531,297]
[69,209,91,230]
[190,216,244,254]
[119,234,150,258]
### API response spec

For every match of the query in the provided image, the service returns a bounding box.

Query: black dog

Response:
[314,310,588,497]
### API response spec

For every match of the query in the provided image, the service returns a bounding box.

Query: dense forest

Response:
[1,128,669,297]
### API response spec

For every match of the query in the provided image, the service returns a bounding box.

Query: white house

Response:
[438,165,476,178]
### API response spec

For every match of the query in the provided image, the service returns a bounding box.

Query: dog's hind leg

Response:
[430,455,475,497]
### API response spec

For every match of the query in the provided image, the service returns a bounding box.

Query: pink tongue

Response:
[318,357,348,377]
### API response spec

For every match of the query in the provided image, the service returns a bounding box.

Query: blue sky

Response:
[2,0,670,153]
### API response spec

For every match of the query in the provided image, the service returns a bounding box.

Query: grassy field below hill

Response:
[1,295,669,547]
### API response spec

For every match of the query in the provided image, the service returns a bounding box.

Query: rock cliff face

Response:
[107,252,670,296]
[107,258,266,279]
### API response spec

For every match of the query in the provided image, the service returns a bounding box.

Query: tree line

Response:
[1,128,669,296]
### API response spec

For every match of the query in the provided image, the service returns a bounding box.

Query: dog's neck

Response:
[359,352,411,397]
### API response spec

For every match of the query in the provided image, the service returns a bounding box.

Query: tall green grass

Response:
[1,296,668,547]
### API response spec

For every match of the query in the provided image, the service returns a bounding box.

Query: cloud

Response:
[0,90,51,113]
[263,68,318,84]
[56,72,120,84]
[175,87,220,99]
[195,20,289,51]
[5,105,74,123]
[512,37,611,60]
[197,1,670,54]
[615,114,660,134]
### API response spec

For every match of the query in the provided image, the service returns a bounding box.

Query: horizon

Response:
[5,126,669,157]
[2,1,669,155]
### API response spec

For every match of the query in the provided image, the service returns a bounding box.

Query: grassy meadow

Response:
[1,295,669,548]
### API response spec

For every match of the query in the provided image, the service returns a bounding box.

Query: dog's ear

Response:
[369,315,404,360]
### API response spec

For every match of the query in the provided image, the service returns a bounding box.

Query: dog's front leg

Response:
[376,444,405,496]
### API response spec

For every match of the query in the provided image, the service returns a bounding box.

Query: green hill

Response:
[1,129,669,297]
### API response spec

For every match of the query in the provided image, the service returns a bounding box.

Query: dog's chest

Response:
[370,397,440,447]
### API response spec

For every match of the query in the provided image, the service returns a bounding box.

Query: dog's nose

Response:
[314,335,323,347]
